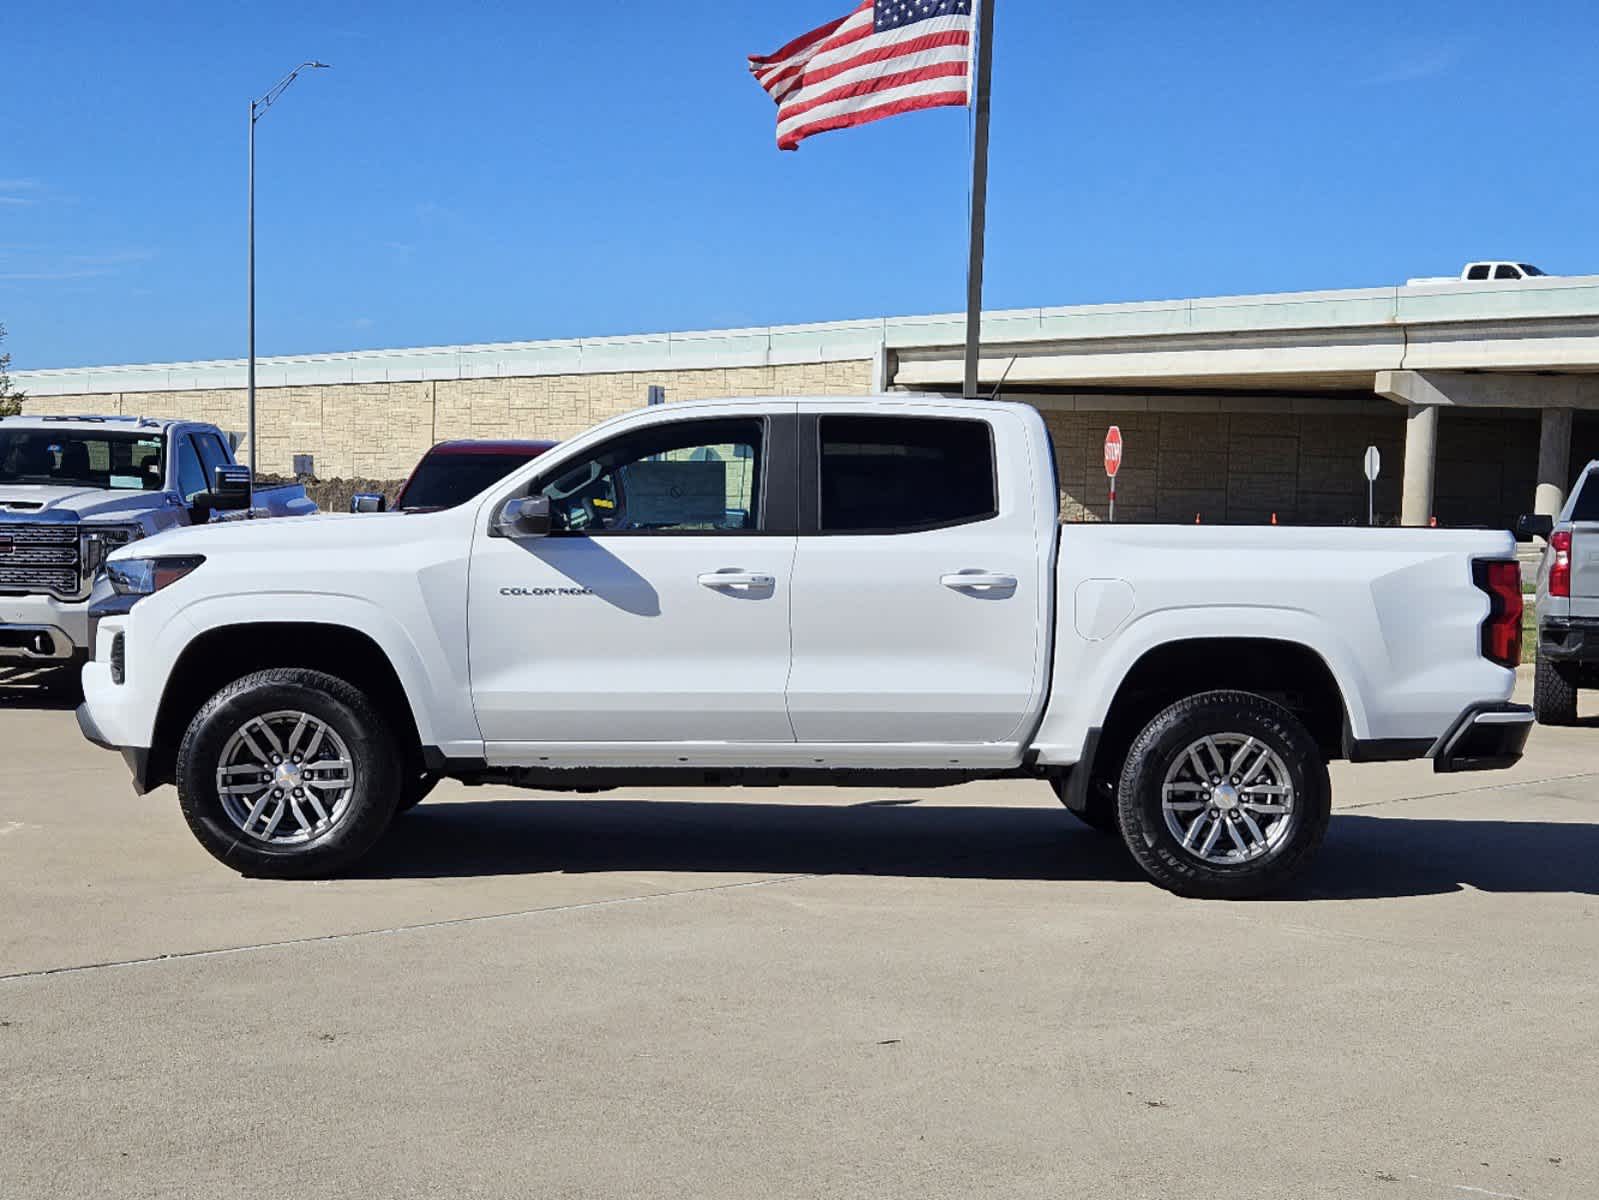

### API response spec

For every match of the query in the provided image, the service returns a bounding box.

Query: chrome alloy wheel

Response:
[215,711,356,845]
[1161,733,1295,865]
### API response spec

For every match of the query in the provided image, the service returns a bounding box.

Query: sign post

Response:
[1104,425,1124,523]
[1363,445,1381,526]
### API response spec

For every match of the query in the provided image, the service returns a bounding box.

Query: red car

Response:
[352,439,558,514]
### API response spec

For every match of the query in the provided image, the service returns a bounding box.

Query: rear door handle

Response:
[941,572,1017,591]
[699,571,776,590]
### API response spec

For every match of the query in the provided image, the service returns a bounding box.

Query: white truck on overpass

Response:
[1406,261,1551,286]
[74,396,1533,898]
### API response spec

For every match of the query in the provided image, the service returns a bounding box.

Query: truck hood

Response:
[0,485,170,523]
[108,507,451,562]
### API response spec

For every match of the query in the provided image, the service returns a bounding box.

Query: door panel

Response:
[786,408,1044,744]
[468,534,797,743]
[467,410,798,749]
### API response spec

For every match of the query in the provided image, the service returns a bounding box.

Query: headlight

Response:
[107,556,206,597]
[81,524,146,578]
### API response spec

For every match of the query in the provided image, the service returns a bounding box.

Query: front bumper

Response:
[1430,702,1534,774]
[1539,618,1599,665]
[0,593,90,663]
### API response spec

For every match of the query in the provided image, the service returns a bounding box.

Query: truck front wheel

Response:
[1116,690,1331,899]
[175,668,401,878]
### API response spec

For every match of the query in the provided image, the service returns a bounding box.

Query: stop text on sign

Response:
[1104,426,1123,478]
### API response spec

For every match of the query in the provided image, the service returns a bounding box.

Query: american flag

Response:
[749,0,975,151]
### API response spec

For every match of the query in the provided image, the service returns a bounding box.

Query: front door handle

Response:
[699,571,776,590]
[941,572,1017,591]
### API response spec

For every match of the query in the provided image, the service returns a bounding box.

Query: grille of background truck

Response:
[0,525,82,598]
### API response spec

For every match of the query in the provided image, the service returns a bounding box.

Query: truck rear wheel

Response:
[175,668,401,878]
[1533,652,1579,726]
[1116,690,1330,899]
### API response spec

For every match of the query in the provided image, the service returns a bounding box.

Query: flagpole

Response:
[962,0,996,398]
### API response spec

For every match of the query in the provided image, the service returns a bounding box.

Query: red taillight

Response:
[1550,530,1572,598]
[1473,559,1523,670]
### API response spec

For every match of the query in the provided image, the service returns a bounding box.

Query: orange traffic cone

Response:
[1270,512,1278,525]
[1194,513,1202,524]
[1429,516,1438,528]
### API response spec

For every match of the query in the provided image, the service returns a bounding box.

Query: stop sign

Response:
[1104,426,1123,478]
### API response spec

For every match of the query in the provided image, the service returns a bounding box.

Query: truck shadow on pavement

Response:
[0,666,82,711]
[356,798,1599,899]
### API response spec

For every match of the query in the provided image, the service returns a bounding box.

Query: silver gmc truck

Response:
[1519,460,1599,724]
[0,414,314,671]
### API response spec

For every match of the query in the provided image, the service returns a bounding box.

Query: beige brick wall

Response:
[1042,406,1545,527]
[23,360,876,478]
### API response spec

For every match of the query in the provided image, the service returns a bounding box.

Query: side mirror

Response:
[1514,513,1554,543]
[350,493,387,514]
[210,464,253,512]
[495,494,551,539]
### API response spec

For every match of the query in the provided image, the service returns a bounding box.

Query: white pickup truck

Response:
[75,397,1532,898]
[1406,261,1550,286]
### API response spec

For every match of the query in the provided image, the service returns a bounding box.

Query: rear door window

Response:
[1466,265,1492,280]
[818,415,996,534]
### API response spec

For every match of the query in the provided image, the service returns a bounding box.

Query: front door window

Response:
[538,418,763,534]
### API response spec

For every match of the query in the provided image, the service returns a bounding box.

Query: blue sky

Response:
[4,0,1598,369]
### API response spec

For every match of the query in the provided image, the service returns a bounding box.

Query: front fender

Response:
[172,592,459,748]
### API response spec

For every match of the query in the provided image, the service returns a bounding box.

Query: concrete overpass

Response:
[18,274,1599,525]
[887,275,1599,523]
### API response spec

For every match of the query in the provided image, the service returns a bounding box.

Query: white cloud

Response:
[0,248,156,283]
[1361,44,1464,86]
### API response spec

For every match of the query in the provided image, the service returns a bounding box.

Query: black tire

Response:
[395,771,440,814]
[1116,690,1331,900]
[1049,774,1119,834]
[176,668,401,878]
[1534,652,1579,726]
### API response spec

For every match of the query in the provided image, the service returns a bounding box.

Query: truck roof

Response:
[648,392,1013,412]
[0,413,197,434]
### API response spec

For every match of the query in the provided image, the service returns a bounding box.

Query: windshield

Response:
[0,429,166,491]
[1519,264,1547,276]
[397,452,538,511]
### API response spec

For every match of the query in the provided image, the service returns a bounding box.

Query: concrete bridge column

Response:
[1400,403,1438,527]
[1535,406,1574,518]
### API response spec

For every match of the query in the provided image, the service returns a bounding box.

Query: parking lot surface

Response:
[3,668,1597,1200]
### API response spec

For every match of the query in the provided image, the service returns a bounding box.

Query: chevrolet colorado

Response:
[0,414,313,668]
[75,397,1532,897]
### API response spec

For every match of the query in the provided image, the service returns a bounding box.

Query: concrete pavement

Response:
[2,667,1597,1199]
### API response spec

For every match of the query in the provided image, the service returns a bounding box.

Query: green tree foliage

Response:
[0,325,23,417]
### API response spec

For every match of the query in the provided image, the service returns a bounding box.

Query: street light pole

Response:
[247,101,255,492]
[247,61,329,502]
